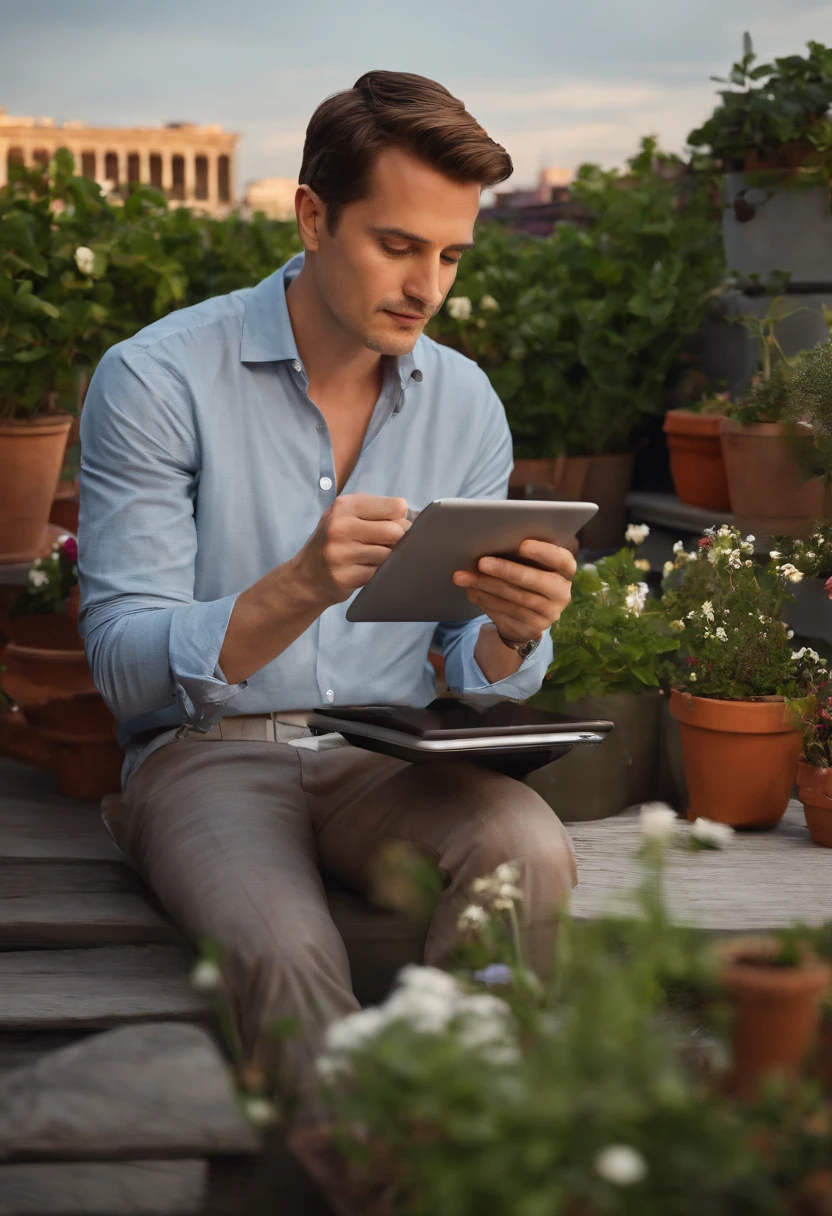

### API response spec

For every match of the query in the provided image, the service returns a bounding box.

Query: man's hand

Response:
[452,538,576,644]
[292,494,411,609]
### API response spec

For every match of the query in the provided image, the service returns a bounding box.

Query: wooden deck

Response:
[1,751,828,1214]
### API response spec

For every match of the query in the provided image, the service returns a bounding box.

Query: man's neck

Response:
[285,262,383,396]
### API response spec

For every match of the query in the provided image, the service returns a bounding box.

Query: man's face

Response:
[308,146,480,356]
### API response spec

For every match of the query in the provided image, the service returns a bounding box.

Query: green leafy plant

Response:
[786,336,832,477]
[688,34,832,172]
[428,138,723,457]
[681,390,732,416]
[533,526,679,702]
[661,525,827,699]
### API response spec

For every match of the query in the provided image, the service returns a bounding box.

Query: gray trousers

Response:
[103,729,577,1105]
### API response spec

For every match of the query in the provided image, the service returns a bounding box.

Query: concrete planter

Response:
[524,689,663,822]
[722,174,832,283]
[784,577,832,648]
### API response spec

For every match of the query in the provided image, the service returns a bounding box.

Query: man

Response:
[79,70,577,1104]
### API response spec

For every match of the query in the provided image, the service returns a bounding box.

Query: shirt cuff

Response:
[169,593,248,730]
[454,622,553,701]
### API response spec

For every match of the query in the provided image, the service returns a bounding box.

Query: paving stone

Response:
[0,1159,205,1215]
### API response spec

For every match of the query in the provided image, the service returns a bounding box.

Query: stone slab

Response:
[0,1023,258,1162]
[568,802,831,931]
[0,946,211,1030]
[0,1159,205,1215]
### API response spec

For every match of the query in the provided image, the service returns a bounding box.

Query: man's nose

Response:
[402,261,444,314]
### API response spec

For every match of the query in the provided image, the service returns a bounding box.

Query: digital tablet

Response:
[345,498,598,623]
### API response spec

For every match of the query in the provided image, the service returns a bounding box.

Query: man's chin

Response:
[364,326,424,357]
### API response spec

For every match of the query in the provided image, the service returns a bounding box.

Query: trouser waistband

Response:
[176,712,315,743]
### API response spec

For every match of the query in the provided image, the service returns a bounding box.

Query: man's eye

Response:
[441,255,462,266]
[382,243,410,257]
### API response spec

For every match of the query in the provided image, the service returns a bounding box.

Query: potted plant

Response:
[718,930,831,1097]
[663,391,732,511]
[771,524,832,648]
[662,524,827,827]
[429,139,723,548]
[719,306,827,536]
[792,678,832,848]
[688,35,832,283]
[525,524,680,820]
[1,533,122,799]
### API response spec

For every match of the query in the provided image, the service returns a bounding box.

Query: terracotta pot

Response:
[1,643,97,711]
[720,418,827,537]
[510,453,634,549]
[663,410,731,511]
[817,1014,832,1092]
[669,690,801,828]
[7,611,85,651]
[0,415,73,564]
[0,708,57,770]
[796,762,832,848]
[55,739,123,800]
[719,937,831,1096]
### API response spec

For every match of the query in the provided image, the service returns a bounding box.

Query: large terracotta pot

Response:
[719,937,831,1097]
[50,476,80,534]
[525,690,662,821]
[0,415,73,564]
[669,690,801,828]
[663,410,730,511]
[510,453,634,549]
[7,612,85,651]
[720,418,827,537]
[796,761,832,848]
[1,643,97,708]
[27,692,122,801]
[817,1015,832,1092]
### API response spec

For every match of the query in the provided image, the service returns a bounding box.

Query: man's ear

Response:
[295,185,326,252]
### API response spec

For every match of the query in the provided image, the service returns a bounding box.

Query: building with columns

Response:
[0,109,238,216]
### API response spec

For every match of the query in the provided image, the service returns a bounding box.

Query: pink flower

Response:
[61,536,78,562]
[826,576,832,601]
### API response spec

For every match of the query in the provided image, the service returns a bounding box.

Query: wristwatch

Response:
[497,631,542,662]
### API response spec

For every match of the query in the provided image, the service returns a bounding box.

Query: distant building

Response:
[0,108,239,216]
[243,176,298,221]
[481,166,588,236]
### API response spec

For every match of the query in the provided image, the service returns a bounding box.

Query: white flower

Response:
[446,296,472,321]
[663,560,675,579]
[28,569,49,589]
[384,987,455,1033]
[770,550,782,560]
[74,245,95,275]
[190,959,222,992]
[727,549,742,570]
[582,562,597,574]
[458,904,489,931]
[714,626,728,641]
[634,558,651,572]
[808,551,817,559]
[493,863,520,885]
[701,601,714,622]
[787,629,794,639]
[672,540,685,554]
[324,1006,391,1053]
[689,671,697,682]
[398,964,460,1000]
[625,523,650,545]
[691,817,734,848]
[480,294,499,310]
[778,563,804,583]
[624,582,649,616]
[640,802,678,841]
[242,1097,279,1127]
[669,619,685,632]
[745,535,755,544]
[595,1144,648,1186]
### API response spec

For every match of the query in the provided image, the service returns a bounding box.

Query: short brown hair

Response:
[299,70,512,232]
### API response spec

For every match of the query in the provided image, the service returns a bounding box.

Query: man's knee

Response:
[462,774,577,900]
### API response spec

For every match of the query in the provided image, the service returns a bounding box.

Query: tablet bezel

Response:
[345,498,598,623]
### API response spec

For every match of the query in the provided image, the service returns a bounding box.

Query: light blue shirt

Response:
[78,254,552,785]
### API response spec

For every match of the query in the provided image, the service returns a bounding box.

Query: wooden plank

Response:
[0,1159,205,1215]
[0,1033,93,1077]
[0,803,121,864]
[0,894,175,948]
[0,1023,258,1162]
[568,802,831,931]
[0,861,143,897]
[0,946,211,1030]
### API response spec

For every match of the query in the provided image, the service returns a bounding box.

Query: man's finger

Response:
[455,570,554,614]
[338,494,410,521]
[465,587,551,635]
[518,540,577,580]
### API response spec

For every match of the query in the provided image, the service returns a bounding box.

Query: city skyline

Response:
[1,0,830,190]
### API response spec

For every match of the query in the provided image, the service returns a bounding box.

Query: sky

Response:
[1,0,831,191]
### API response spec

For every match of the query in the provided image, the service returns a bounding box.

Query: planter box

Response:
[510,453,634,550]
[524,689,663,822]
[723,174,832,283]
[720,418,827,537]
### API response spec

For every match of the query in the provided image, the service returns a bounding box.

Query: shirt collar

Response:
[240,253,425,393]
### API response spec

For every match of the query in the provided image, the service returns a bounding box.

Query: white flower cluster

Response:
[640,804,734,850]
[594,1144,648,1186]
[28,563,49,589]
[74,245,96,275]
[446,296,472,321]
[467,861,524,914]
[625,523,650,546]
[691,817,734,848]
[624,582,649,617]
[777,562,804,584]
[317,963,520,1081]
[480,294,499,311]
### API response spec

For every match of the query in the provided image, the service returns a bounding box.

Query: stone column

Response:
[161,149,173,193]
[116,148,127,187]
[0,141,7,188]
[183,149,196,203]
[206,153,219,212]
[139,148,150,184]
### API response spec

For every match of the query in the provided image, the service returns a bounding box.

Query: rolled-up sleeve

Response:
[435,382,553,702]
[78,343,246,728]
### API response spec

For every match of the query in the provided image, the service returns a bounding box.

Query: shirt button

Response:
[319,476,333,491]
[325,689,335,702]
[291,360,301,372]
